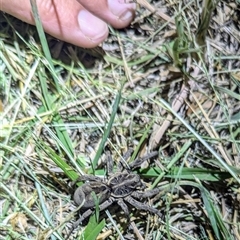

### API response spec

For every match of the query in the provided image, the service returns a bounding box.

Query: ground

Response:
[1,0,240,239]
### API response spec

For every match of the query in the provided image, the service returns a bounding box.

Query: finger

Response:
[1,0,108,48]
[78,0,136,28]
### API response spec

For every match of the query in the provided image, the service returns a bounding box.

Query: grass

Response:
[1,0,240,239]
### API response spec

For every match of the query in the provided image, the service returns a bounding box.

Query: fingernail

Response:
[78,10,108,41]
[108,0,136,21]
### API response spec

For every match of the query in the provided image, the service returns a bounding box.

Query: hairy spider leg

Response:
[129,151,158,170]
[106,151,114,175]
[66,198,114,239]
[116,148,134,171]
[106,148,134,173]
[132,187,162,199]
[117,198,130,216]
[125,195,162,217]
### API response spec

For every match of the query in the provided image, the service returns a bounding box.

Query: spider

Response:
[67,149,162,237]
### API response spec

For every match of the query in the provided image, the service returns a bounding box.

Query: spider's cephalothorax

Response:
[108,172,145,197]
[68,150,162,237]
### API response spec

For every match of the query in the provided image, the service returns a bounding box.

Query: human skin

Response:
[0,0,136,48]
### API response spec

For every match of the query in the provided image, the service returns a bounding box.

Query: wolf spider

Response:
[67,149,162,237]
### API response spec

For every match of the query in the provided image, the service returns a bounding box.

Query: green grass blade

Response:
[36,63,74,159]
[159,98,240,184]
[199,183,234,240]
[81,215,105,240]
[35,137,79,180]
[35,182,57,240]
[92,83,123,169]
[29,0,74,159]
[196,0,219,47]
[151,140,192,188]
[139,167,232,181]
[29,0,60,91]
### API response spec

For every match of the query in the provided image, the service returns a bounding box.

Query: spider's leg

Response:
[99,198,114,212]
[80,199,114,224]
[117,148,134,171]
[75,209,93,227]
[129,151,158,170]
[117,198,130,216]
[132,187,161,199]
[122,148,134,161]
[106,151,114,175]
[78,198,114,224]
[65,209,91,240]
[67,199,114,239]
[125,196,162,217]
[65,208,94,240]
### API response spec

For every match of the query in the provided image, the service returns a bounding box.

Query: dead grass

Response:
[1,0,240,239]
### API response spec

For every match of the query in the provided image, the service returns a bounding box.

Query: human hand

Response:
[1,0,136,48]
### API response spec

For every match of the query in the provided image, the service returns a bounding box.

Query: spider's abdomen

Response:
[74,182,111,209]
